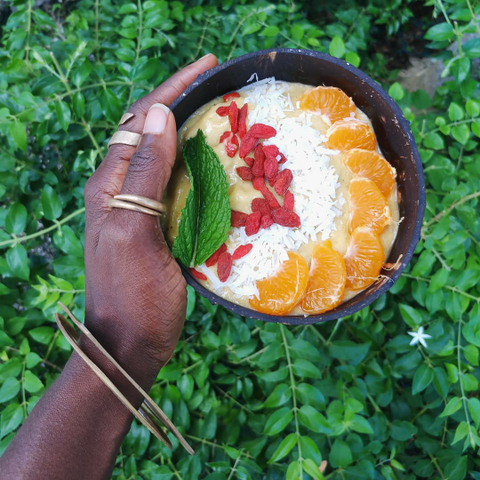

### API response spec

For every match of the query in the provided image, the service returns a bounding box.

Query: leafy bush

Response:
[1,0,480,478]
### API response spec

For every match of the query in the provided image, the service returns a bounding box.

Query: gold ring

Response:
[114,194,166,213]
[108,198,161,217]
[119,112,135,125]
[108,131,141,148]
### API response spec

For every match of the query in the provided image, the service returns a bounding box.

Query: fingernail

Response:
[143,103,170,134]
[198,53,213,61]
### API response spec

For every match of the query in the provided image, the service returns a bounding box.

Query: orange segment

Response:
[349,178,391,234]
[301,241,346,314]
[249,251,309,315]
[326,120,376,150]
[299,86,355,123]
[344,149,396,197]
[345,227,385,290]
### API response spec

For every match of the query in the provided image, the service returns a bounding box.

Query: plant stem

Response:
[0,207,85,248]
[424,191,480,228]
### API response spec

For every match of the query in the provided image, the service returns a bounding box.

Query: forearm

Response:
[0,335,159,480]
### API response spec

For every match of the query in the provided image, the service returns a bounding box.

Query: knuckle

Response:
[129,146,158,175]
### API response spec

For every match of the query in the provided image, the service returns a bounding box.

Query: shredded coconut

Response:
[203,77,344,298]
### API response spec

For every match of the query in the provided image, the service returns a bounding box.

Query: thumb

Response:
[120,103,177,200]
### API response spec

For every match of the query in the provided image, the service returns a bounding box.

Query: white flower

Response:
[408,326,432,348]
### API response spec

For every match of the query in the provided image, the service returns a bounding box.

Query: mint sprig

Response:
[172,129,231,268]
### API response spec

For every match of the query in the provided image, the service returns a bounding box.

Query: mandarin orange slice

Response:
[344,149,396,197]
[301,241,346,314]
[249,251,309,315]
[326,120,376,151]
[344,227,384,290]
[349,178,391,234]
[299,86,356,123]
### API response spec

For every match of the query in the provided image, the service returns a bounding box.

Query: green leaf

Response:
[264,408,293,436]
[6,245,30,281]
[286,460,301,480]
[345,51,360,67]
[268,433,297,463]
[9,121,27,151]
[424,23,454,42]
[172,130,231,267]
[440,397,462,417]
[389,82,404,101]
[399,303,422,327]
[264,383,292,408]
[423,132,444,150]
[464,344,479,366]
[291,25,304,41]
[303,458,324,480]
[0,378,20,403]
[412,364,434,394]
[5,202,27,235]
[55,101,71,132]
[72,92,85,118]
[329,36,345,58]
[260,26,279,37]
[452,421,469,444]
[444,456,467,480]
[351,415,373,434]
[463,37,480,58]
[329,439,352,468]
[24,371,43,393]
[468,398,480,427]
[451,124,469,145]
[390,420,417,441]
[300,435,322,463]
[41,185,63,220]
[29,326,54,345]
[0,403,23,437]
[448,102,464,121]
[298,405,331,434]
[292,359,322,379]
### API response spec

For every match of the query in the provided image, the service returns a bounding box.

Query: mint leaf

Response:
[172,130,231,267]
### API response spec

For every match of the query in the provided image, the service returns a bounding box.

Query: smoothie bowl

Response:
[166,49,425,325]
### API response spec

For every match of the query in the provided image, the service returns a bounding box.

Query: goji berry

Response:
[231,210,248,227]
[261,214,274,229]
[217,252,233,282]
[220,131,239,158]
[189,268,208,281]
[244,156,254,167]
[229,101,239,133]
[206,243,227,267]
[278,153,287,164]
[216,106,229,117]
[248,123,277,139]
[238,104,248,139]
[236,166,254,181]
[232,244,253,260]
[274,169,293,196]
[263,145,279,159]
[223,92,240,102]
[284,190,295,211]
[252,177,281,209]
[267,174,278,187]
[239,132,257,158]
[252,144,265,177]
[264,157,279,182]
[245,211,262,236]
[251,198,271,216]
[272,207,301,228]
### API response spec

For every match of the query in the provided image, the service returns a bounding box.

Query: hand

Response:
[82,54,218,389]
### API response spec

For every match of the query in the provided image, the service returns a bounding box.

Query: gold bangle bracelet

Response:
[113,194,166,213]
[107,198,161,217]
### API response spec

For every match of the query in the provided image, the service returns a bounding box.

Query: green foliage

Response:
[1,0,480,478]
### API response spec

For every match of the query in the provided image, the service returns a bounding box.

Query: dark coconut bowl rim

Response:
[169,48,426,325]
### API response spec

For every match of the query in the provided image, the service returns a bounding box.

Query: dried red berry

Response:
[220,131,239,158]
[252,144,265,177]
[244,156,254,167]
[251,176,281,209]
[278,153,287,164]
[263,145,278,157]
[239,132,257,158]
[236,166,254,181]
[216,106,229,117]
[232,244,253,260]
[264,157,279,182]
[223,92,240,102]
[189,268,208,281]
[231,210,248,227]
[251,198,271,216]
[248,123,277,139]
[284,190,294,211]
[228,101,239,133]
[272,207,301,228]
[267,174,278,187]
[217,252,233,282]
[245,211,262,236]
[206,243,228,267]
[261,214,274,229]
[238,104,248,139]
[274,169,293,196]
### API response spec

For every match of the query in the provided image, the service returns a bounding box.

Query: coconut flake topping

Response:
[199,78,344,298]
